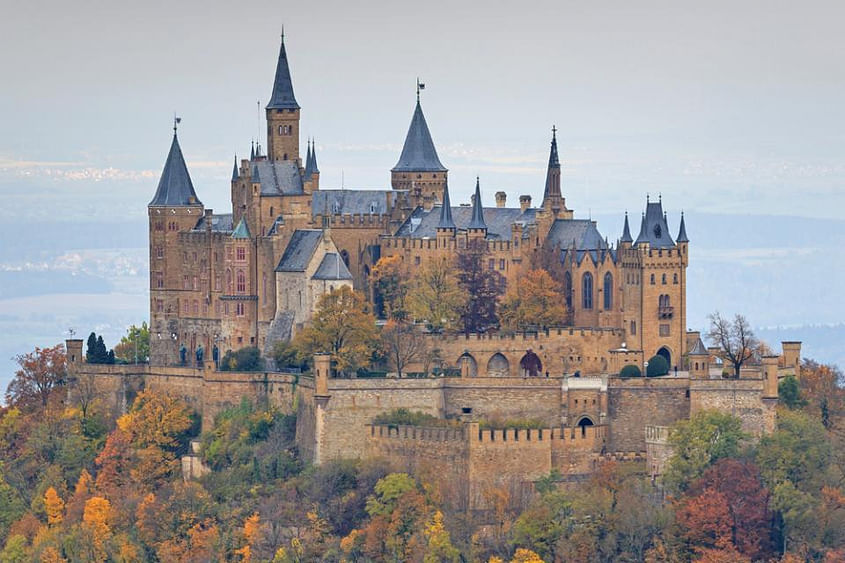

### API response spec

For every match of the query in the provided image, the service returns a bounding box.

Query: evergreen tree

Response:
[86,332,98,363]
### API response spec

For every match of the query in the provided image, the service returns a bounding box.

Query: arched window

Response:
[563,271,572,309]
[650,274,655,285]
[603,272,613,310]
[237,271,246,293]
[582,272,593,309]
[673,273,679,284]
[662,273,667,284]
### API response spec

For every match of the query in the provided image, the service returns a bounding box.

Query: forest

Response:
[1,341,844,562]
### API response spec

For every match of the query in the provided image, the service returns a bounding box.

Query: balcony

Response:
[658,306,674,319]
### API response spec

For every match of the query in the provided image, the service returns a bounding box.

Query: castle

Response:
[66,35,802,514]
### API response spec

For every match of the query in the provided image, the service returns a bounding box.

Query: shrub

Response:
[646,355,669,377]
[220,347,265,372]
[372,408,457,428]
[620,364,642,378]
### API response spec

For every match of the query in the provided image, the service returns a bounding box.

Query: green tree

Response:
[220,347,265,372]
[756,409,831,494]
[406,257,467,332]
[646,355,669,377]
[620,364,641,378]
[663,410,745,493]
[371,255,410,320]
[456,239,506,334]
[113,322,150,363]
[778,375,806,409]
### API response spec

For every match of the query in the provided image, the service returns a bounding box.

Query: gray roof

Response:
[266,37,300,110]
[312,190,392,216]
[546,219,609,251]
[312,253,353,281]
[468,178,487,230]
[275,230,323,272]
[689,337,708,355]
[193,213,233,233]
[395,205,537,240]
[252,161,304,196]
[392,101,447,172]
[231,156,239,182]
[620,212,633,243]
[635,200,675,248]
[677,212,689,243]
[149,133,202,207]
[232,217,251,239]
[438,182,456,229]
[543,130,561,200]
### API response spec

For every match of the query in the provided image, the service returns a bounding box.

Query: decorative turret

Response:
[677,212,689,243]
[467,177,487,237]
[304,140,313,177]
[231,155,239,182]
[437,181,456,230]
[541,126,565,216]
[620,212,633,245]
[266,33,301,163]
[688,337,709,379]
[634,196,674,249]
[149,126,202,207]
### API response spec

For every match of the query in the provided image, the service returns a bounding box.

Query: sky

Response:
[2,0,845,222]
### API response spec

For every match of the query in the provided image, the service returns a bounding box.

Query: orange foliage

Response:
[676,488,733,552]
[44,487,64,526]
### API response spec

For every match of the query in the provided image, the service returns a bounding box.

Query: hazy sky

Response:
[2,0,845,223]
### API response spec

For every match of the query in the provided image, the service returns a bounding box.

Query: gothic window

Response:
[488,259,495,271]
[662,273,667,284]
[563,271,572,309]
[603,272,613,310]
[631,321,637,335]
[236,247,246,261]
[499,259,506,270]
[582,272,593,309]
[673,273,679,284]
[183,275,190,290]
[650,273,655,285]
[182,300,188,314]
[236,302,245,316]
[237,270,246,293]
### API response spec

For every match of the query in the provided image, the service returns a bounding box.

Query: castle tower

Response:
[541,126,569,218]
[266,34,301,164]
[391,93,448,206]
[303,138,321,193]
[688,337,709,379]
[467,177,487,241]
[148,125,204,366]
[436,180,456,249]
[620,212,633,248]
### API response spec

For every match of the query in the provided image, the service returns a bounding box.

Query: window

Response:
[183,275,190,290]
[499,259,506,270]
[650,274,655,285]
[236,247,246,261]
[155,273,164,289]
[662,273,667,284]
[155,299,163,313]
[563,271,572,309]
[192,300,198,314]
[603,272,613,310]
[673,273,678,284]
[214,276,221,291]
[155,246,164,259]
[226,269,232,293]
[236,302,245,316]
[659,324,670,337]
[192,276,198,290]
[182,300,188,314]
[631,321,637,335]
[270,206,274,217]
[414,256,421,265]
[582,272,593,309]
[237,271,246,293]
[488,259,495,271]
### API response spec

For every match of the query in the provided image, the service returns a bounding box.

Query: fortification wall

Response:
[607,377,690,452]
[442,377,562,426]
[689,378,773,435]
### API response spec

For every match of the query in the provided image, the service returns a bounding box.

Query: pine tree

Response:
[86,332,98,363]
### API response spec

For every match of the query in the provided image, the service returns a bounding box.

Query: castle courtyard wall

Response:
[607,376,690,452]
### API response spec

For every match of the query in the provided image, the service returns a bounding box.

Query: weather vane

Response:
[173,114,181,133]
[416,78,425,102]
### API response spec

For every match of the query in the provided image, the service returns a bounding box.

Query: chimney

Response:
[519,195,531,212]
[495,191,507,208]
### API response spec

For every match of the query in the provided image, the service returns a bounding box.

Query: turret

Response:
[467,177,487,240]
[436,181,456,248]
[620,212,633,247]
[266,33,301,164]
[541,126,567,217]
[688,337,709,379]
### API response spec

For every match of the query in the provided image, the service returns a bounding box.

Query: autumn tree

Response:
[113,322,150,363]
[406,256,467,332]
[381,320,428,377]
[499,269,568,331]
[663,410,745,493]
[44,487,64,526]
[798,360,844,429]
[5,344,66,410]
[82,496,113,561]
[294,286,379,376]
[456,240,506,334]
[707,313,758,378]
[371,255,410,320]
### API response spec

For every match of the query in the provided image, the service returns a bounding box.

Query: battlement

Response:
[367,422,606,447]
[429,326,624,343]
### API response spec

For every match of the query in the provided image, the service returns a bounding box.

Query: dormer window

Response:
[653,224,662,238]
[370,202,377,213]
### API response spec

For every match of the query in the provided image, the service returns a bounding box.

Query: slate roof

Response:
[546,219,609,251]
[252,161,304,196]
[392,101,447,172]
[192,213,234,233]
[438,182,456,229]
[149,133,202,206]
[231,217,251,239]
[689,337,708,356]
[275,230,323,272]
[677,212,689,243]
[266,37,300,110]
[395,205,538,240]
[620,212,633,243]
[231,156,239,182]
[634,200,675,248]
[312,190,393,216]
[312,253,353,281]
[468,178,487,230]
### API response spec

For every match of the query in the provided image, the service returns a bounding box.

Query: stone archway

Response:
[458,353,478,377]
[487,353,510,377]
[577,416,595,437]
[657,346,672,368]
[519,350,542,377]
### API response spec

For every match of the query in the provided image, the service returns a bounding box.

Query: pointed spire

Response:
[621,211,633,243]
[542,126,563,210]
[677,211,689,243]
[468,176,487,230]
[250,141,255,160]
[304,139,314,177]
[392,99,446,172]
[231,155,238,182]
[232,217,251,239]
[548,125,560,167]
[149,129,201,206]
[438,181,456,230]
[311,137,319,174]
[266,33,300,110]
[636,211,647,242]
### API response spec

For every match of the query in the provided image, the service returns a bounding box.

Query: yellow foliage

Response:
[44,487,64,526]
[74,469,92,497]
[511,548,545,563]
[499,269,568,331]
[235,544,251,561]
[83,496,112,560]
[243,512,261,546]
[39,546,66,563]
[117,540,140,563]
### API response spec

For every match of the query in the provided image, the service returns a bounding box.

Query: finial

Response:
[659,192,662,202]
[416,78,426,102]
[646,192,650,203]
[281,25,285,41]
[173,114,181,135]
[552,124,557,139]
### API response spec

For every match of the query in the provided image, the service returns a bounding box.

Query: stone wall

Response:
[607,376,690,452]
[689,378,774,435]
[442,377,563,426]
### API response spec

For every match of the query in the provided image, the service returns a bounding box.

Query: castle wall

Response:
[441,377,562,426]
[689,378,774,436]
[607,377,690,452]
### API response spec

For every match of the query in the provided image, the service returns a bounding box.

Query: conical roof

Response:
[392,101,446,172]
[543,128,562,203]
[266,36,300,110]
[231,155,239,182]
[149,132,201,207]
[677,212,689,243]
[311,139,319,174]
[438,181,456,229]
[620,212,633,243]
[467,177,487,230]
[634,198,675,248]
[689,338,708,356]
[232,217,251,239]
[304,140,314,177]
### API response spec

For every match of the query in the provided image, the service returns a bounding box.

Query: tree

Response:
[779,376,806,410]
[663,410,745,493]
[295,286,379,376]
[499,269,568,331]
[371,255,410,320]
[707,313,758,378]
[381,320,428,377]
[113,322,150,364]
[646,355,669,377]
[5,344,66,409]
[423,510,459,563]
[44,487,64,526]
[798,360,844,429]
[406,256,467,332]
[220,347,265,372]
[82,496,112,561]
[456,240,506,334]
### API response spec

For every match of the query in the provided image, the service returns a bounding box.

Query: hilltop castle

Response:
[66,35,802,513]
[147,35,688,372]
